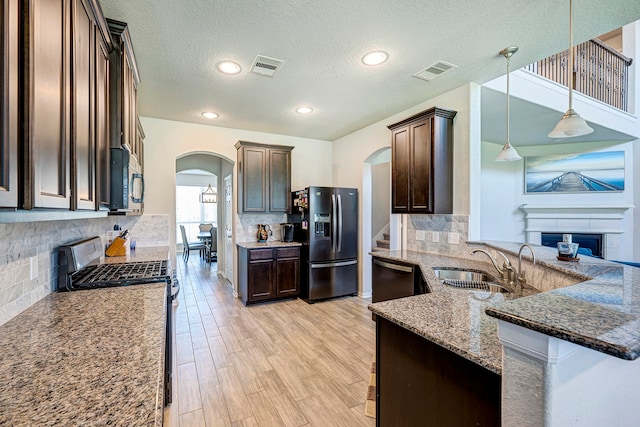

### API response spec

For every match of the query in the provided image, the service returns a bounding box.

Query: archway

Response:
[362,147,392,297]
[176,152,234,281]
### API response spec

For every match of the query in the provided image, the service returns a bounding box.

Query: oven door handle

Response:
[171,274,180,301]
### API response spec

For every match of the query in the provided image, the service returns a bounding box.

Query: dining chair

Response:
[199,223,213,232]
[180,224,207,261]
[206,227,218,262]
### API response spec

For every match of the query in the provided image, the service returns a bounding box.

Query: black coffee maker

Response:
[282,223,294,242]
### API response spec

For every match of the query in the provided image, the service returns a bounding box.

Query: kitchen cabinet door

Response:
[107,18,140,152]
[276,248,300,297]
[236,141,293,213]
[71,0,96,210]
[95,26,110,209]
[0,0,19,208]
[269,148,291,212]
[23,0,72,209]
[390,126,410,213]
[388,107,456,214]
[239,145,267,212]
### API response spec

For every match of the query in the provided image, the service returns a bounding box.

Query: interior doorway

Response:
[362,147,391,298]
[175,153,234,275]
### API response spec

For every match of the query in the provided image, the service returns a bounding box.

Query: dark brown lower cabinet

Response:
[238,246,300,304]
[376,316,501,426]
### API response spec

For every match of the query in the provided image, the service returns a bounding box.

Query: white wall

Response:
[332,83,474,296]
[371,162,390,237]
[480,140,636,261]
[140,117,333,283]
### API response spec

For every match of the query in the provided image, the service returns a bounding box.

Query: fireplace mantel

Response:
[519,204,633,259]
[519,205,632,219]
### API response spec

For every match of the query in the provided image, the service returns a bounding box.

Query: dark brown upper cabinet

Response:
[22,0,110,210]
[388,107,457,214]
[107,18,139,154]
[22,0,72,209]
[0,0,19,208]
[95,16,111,209]
[235,141,293,213]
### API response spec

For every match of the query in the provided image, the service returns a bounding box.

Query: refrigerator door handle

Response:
[337,194,343,253]
[310,260,358,268]
[331,194,337,253]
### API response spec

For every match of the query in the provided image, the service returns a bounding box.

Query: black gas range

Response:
[57,236,175,405]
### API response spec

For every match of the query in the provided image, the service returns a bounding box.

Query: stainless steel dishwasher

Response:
[372,258,426,302]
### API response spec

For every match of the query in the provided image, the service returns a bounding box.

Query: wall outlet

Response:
[448,232,460,244]
[248,226,253,233]
[431,231,439,243]
[30,256,38,280]
[416,230,426,241]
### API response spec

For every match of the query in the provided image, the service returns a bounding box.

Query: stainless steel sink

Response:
[432,268,510,293]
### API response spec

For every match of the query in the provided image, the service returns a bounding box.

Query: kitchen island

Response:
[0,246,169,426]
[369,243,640,426]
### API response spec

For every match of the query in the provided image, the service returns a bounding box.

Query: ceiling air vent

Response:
[412,60,457,82]
[250,55,284,77]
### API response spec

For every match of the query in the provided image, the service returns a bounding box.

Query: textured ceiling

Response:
[99,0,640,141]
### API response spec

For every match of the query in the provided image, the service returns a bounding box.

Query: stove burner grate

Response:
[68,260,170,290]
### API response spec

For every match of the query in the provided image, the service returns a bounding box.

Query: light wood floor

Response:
[164,255,376,427]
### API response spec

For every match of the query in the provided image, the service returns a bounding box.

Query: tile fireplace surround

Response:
[520,205,632,260]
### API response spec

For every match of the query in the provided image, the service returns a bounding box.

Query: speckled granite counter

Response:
[368,250,537,374]
[370,242,640,380]
[236,241,302,249]
[0,246,170,426]
[479,241,640,360]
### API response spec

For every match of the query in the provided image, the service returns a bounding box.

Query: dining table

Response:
[197,231,212,242]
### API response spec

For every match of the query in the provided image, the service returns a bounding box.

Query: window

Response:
[176,185,217,242]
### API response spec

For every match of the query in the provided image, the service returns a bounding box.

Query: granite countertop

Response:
[0,246,170,426]
[479,241,640,360]
[368,250,537,374]
[370,242,640,377]
[236,241,303,249]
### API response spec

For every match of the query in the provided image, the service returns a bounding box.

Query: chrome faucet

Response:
[469,248,515,284]
[516,244,536,290]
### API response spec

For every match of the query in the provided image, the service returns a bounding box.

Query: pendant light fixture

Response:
[548,0,594,138]
[495,46,522,162]
[200,184,218,203]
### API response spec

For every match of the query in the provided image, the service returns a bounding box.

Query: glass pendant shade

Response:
[548,0,594,139]
[547,109,594,138]
[200,184,218,203]
[495,143,522,161]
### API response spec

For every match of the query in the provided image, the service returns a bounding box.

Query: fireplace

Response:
[541,233,603,258]
[519,204,632,260]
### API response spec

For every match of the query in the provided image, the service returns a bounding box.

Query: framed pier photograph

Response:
[525,151,625,194]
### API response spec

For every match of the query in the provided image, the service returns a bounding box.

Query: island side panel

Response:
[376,316,501,426]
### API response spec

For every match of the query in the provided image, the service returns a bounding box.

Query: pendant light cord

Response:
[506,55,511,145]
[568,0,574,110]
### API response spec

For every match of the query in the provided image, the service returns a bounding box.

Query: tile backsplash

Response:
[0,214,169,326]
[406,214,471,257]
[235,213,289,243]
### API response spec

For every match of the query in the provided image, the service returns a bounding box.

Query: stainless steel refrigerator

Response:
[290,186,358,303]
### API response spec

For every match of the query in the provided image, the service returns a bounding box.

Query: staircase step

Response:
[376,239,390,249]
[383,233,390,240]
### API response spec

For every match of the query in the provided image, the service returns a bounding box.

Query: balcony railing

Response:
[525,38,633,112]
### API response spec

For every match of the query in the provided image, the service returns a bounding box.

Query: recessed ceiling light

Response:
[296,107,313,114]
[201,112,219,119]
[216,61,241,74]
[362,51,388,66]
